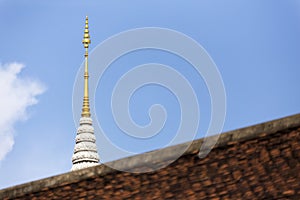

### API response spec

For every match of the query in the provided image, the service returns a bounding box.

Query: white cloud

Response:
[0,62,45,161]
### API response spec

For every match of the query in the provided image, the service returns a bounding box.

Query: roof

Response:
[1,113,300,199]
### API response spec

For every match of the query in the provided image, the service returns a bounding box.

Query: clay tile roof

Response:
[1,113,300,199]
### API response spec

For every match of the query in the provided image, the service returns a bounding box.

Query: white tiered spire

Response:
[71,16,100,171]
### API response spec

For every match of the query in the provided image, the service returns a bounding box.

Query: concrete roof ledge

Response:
[1,113,300,199]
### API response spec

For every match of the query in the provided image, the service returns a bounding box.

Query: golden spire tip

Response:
[81,16,91,117]
[83,16,91,49]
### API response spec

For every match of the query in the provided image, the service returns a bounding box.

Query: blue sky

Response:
[0,0,300,189]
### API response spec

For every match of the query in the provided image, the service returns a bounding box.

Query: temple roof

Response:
[1,113,300,199]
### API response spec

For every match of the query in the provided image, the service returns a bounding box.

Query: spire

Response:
[72,16,99,171]
[81,16,91,117]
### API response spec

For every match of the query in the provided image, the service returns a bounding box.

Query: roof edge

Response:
[1,113,300,199]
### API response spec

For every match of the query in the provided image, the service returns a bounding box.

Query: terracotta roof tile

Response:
[1,114,300,199]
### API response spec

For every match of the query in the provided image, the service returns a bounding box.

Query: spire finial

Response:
[81,16,91,117]
[82,16,91,49]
